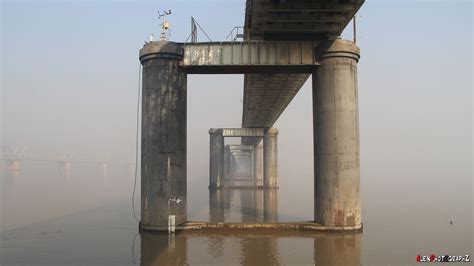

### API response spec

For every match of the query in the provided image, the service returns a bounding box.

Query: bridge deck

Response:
[241,0,364,144]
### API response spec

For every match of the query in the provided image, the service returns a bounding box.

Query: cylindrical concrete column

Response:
[139,41,187,231]
[98,162,108,179]
[209,129,224,188]
[263,128,278,188]
[230,153,236,179]
[254,144,263,181]
[250,149,255,179]
[254,144,263,187]
[224,146,230,181]
[313,38,361,228]
[59,161,71,179]
[7,159,20,171]
[242,151,252,177]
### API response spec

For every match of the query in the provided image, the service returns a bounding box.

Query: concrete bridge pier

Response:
[263,128,278,188]
[59,161,71,178]
[7,159,20,171]
[224,146,230,181]
[249,149,255,179]
[6,159,20,177]
[254,144,263,183]
[209,129,224,188]
[139,41,187,231]
[98,162,108,179]
[312,39,361,229]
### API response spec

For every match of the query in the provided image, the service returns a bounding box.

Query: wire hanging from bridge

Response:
[131,63,141,223]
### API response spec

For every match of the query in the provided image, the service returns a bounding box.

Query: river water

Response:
[0,163,472,265]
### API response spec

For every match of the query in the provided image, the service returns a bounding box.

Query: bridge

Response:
[0,146,134,177]
[139,0,365,232]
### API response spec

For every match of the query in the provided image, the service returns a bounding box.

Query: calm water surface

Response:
[0,164,472,265]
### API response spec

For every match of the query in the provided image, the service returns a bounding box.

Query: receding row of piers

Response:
[209,128,278,189]
[139,38,361,231]
[223,144,263,184]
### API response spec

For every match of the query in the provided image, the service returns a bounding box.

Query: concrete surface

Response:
[312,39,361,228]
[209,129,225,188]
[139,41,187,230]
[240,0,364,144]
[263,128,278,188]
[182,41,318,74]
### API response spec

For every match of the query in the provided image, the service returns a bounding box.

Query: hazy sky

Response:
[1,0,472,236]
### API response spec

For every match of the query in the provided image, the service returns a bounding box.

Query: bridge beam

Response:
[254,144,263,180]
[182,41,318,74]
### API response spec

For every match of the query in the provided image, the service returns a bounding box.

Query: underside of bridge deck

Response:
[241,0,364,145]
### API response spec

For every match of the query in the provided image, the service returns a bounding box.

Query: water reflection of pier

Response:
[208,189,278,223]
[139,230,361,265]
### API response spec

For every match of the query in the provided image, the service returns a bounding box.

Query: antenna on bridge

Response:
[185,17,212,43]
[191,17,197,43]
[158,9,172,41]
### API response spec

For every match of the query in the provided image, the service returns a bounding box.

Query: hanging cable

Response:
[132,64,141,223]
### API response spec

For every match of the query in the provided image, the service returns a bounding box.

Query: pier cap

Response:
[320,39,360,62]
[139,41,183,63]
[209,128,223,135]
[264,128,279,136]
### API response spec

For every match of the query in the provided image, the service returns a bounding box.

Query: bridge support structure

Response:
[263,128,278,188]
[98,162,108,178]
[6,159,20,172]
[139,42,187,231]
[208,128,278,189]
[5,159,20,177]
[59,161,72,178]
[254,144,263,180]
[209,129,225,188]
[224,146,231,180]
[313,39,361,228]
[226,144,256,181]
[138,38,361,231]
